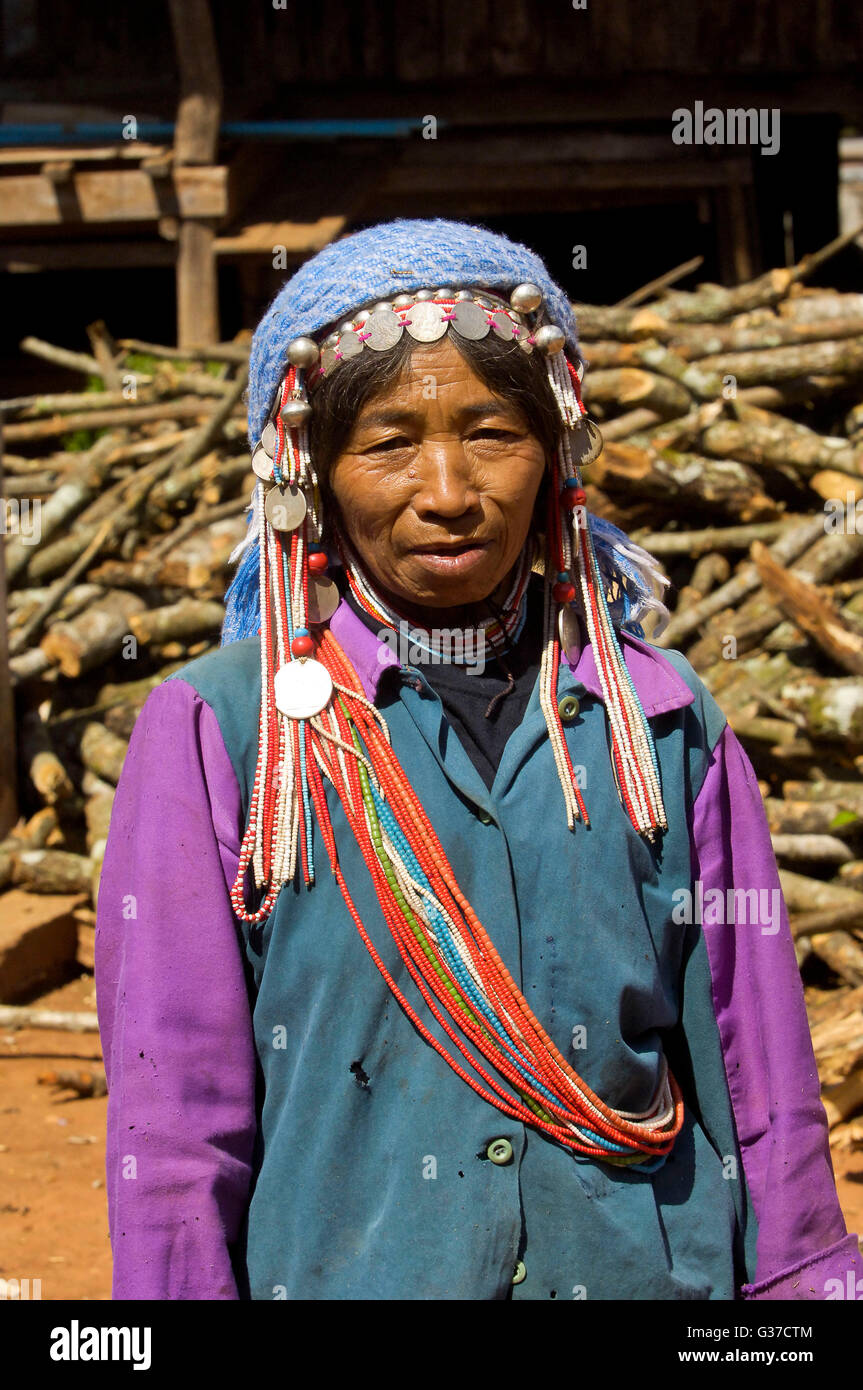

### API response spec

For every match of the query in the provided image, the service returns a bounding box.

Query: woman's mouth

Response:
[410,542,490,574]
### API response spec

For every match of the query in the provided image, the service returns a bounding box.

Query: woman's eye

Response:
[365,436,412,452]
[471,428,516,441]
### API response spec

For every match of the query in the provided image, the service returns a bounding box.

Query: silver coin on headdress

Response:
[260,422,278,456]
[337,329,363,359]
[306,576,340,624]
[450,300,489,340]
[252,446,275,481]
[489,309,516,341]
[265,481,308,531]
[570,418,604,468]
[273,658,334,720]
[366,308,404,352]
[404,301,448,342]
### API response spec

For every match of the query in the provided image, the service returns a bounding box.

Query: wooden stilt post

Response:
[0,415,20,841]
[168,0,222,349]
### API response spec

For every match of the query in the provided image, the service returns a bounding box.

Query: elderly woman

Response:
[96,217,860,1302]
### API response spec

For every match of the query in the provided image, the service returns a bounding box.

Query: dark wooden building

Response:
[1,0,861,361]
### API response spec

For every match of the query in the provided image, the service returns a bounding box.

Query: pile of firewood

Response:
[573,227,863,1148]
[3,234,863,1145]
[2,325,251,914]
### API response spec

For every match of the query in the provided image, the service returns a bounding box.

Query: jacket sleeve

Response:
[691,721,863,1300]
[95,677,257,1299]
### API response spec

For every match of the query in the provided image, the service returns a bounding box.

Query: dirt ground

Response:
[1,970,862,1302]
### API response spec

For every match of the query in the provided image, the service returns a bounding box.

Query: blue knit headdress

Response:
[222,216,668,645]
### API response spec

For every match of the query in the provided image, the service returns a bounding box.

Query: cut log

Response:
[40,589,148,678]
[0,1005,99,1033]
[751,540,863,676]
[80,723,129,786]
[128,597,225,647]
[12,849,93,895]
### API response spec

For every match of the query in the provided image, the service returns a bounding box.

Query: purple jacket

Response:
[95,600,863,1299]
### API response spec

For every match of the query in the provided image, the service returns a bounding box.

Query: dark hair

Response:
[307,326,563,558]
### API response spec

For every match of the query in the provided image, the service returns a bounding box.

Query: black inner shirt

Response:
[338,569,549,792]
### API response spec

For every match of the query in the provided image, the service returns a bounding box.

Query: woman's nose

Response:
[411,442,481,517]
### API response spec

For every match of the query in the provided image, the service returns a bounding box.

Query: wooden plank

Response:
[377,158,753,196]
[0,241,175,271]
[0,144,171,167]
[214,215,345,256]
[0,422,19,840]
[488,0,544,77]
[0,166,226,226]
[589,0,634,71]
[367,183,735,221]
[169,0,222,348]
[394,0,442,81]
[358,0,391,78]
[441,0,491,77]
[279,74,863,124]
[168,0,222,166]
[177,221,219,349]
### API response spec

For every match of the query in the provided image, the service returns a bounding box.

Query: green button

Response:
[487,1137,514,1165]
[557,694,580,722]
[477,808,494,825]
[512,1260,526,1285]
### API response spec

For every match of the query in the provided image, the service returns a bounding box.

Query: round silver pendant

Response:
[559,605,582,663]
[260,422,278,456]
[366,308,404,351]
[265,482,307,531]
[307,576,340,624]
[252,446,274,481]
[320,346,337,375]
[405,300,448,342]
[337,329,363,360]
[273,658,333,719]
[571,419,603,467]
[490,309,516,341]
[450,300,489,340]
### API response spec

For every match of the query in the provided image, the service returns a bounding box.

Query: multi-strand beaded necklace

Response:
[339,534,534,671]
[228,288,680,1164]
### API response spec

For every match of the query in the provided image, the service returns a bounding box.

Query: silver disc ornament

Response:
[365,308,404,352]
[489,309,516,341]
[404,300,448,342]
[307,576,340,624]
[570,418,604,468]
[265,481,307,531]
[260,422,278,456]
[252,446,274,482]
[273,658,334,720]
[450,300,489,340]
[337,328,363,360]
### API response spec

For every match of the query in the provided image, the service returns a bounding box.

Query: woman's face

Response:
[327,335,548,624]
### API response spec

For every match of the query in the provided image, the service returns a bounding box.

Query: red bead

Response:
[553,581,576,603]
[308,551,328,573]
[291,634,315,657]
[560,486,587,510]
